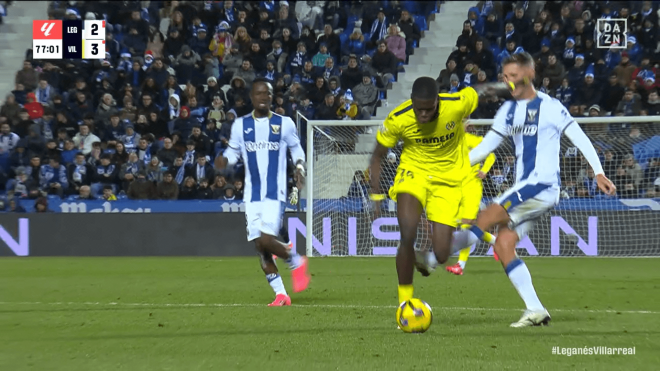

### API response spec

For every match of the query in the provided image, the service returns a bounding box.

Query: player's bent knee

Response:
[496,229,519,251]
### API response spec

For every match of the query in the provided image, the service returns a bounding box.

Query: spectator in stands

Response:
[67,152,93,196]
[15,61,38,93]
[314,93,338,120]
[0,122,19,155]
[6,166,38,200]
[456,20,479,50]
[274,5,299,39]
[234,59,257,89]
[449,41,470,72]
[461,61,478,87]
[156,171,179,200]
[337,90,359,120]
[621,153,643,190]
[164,27,185,61]
[233,179,244,200]
[210,175,227,199]
[397,9,421,57]
[313,43,331,68]
[645,89,660,115]
[353,72,378,120]
[1,94,20,127]
[179,176,198,200]
[195,177,213,199]
[72,124,101,156]
[223,184,237,200]
[369,41,397,89]
[75,185,95,200]
[34,197,52,213]
[542,54,565,89]
[112,142,129,166]
[501,22,522,50]
[469,39,495,80]
[127,170,156,200]
[386,24,406,63]
[555,78,574,109]
[91,153,117,196]
[340,55,362,91]
[188,153,214,184]
[40,157,68,198]
[613,52,637,88]
[35,77,56,107]
[616,89,642,116]
[367,8,388,50]
[157,137,178,168]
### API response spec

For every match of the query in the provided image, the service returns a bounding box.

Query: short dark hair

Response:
[103,185,113,191]
[501,52,535,69]
[411,77,439,100]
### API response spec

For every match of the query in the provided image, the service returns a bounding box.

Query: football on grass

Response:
[396,299,433,333]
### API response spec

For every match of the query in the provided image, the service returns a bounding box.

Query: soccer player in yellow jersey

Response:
[446,126,497,276]
[368,77,510,305]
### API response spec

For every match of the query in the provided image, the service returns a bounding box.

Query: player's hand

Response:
[295,165,306,189]
[289,187,299,205]
[477,171,487,179]
[596,174,616,196]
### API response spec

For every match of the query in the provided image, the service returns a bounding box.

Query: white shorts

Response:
[493,180,560,240]
[245,199,285,242]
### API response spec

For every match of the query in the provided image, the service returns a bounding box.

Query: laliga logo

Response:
[41,22,56,37]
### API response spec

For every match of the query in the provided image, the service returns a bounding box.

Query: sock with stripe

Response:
[266,273,287,296]
[397,284,414,304]
[457,247,471,269]
[505,259,545,311]
[286,251,302,269]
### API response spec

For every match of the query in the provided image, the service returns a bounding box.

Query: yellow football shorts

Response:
[388,167,462,227]
[458,175,484,221]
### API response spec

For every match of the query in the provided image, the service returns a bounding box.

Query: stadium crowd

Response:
[432,0,660,199]
[2,1,659,213]
[0,0,435,209]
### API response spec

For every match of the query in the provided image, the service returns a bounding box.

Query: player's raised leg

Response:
[395,193,424,303]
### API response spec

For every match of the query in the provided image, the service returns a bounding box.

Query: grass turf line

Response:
[0,257,658,371]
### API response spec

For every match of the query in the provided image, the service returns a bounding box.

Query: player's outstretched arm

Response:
[368,143,389,196]
[469,131,504,166]
[214,119,242,171]
[472,82,514,101]
[563,123,617,196]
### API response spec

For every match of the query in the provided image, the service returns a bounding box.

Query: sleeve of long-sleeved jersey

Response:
[563,121,605,176]
[283,117,305,163]
[224,118,243,166]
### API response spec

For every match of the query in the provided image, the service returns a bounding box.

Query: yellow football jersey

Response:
[463,132,496,177]
[376,87,479,185]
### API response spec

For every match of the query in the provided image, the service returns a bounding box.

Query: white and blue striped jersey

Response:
[224,112,305,203]
[491,92,575,186]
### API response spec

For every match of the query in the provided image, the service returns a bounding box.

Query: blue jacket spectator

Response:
[260,61,280,84]
[344,30,367,58]
[122,27,147,56]
[40,157,68,196]
[605,49,622,71]
[567,55,586,86]
[555,81,575,108]
[626,36,643,65]
[173,107,196,139]
[563,37,576,69]
[285,43,309,77]
[467,6,485,35]
[188,29,210,56]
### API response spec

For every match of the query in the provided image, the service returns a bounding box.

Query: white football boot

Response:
[510,309,551,328]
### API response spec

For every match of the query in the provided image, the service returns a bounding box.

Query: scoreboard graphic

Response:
[33,20,105,59]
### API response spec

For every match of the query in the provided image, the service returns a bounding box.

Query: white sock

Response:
[286,252,302,269]
[506,259,545,311]
[266,273,287,296]
[452,229,479,254]
[426,250,438,268]
[458,260,466,269]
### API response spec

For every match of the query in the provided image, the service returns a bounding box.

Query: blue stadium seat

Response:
[402,1,420,14]
[414,15,428,31]
[339,33,348,48]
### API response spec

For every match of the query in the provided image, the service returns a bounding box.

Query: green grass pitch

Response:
[1,257,659,370]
